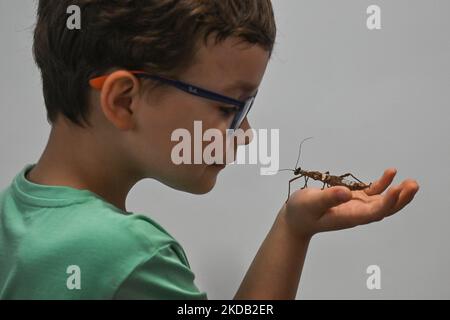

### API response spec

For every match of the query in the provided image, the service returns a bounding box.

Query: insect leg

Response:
[286,174,304,203]
[339,173,364,184]
[321,171,330,189]
[301,176,310,189]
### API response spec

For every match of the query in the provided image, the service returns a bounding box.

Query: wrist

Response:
[277,205,315,243]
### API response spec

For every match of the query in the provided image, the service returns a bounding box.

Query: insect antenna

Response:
[269,137,314,175]
[294,136,314,170]
[277,168,296,173]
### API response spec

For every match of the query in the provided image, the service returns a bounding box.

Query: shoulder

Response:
[40,198,188,298]
[60,200,179,257]
[72,202,205,299]
[114,242,208,300]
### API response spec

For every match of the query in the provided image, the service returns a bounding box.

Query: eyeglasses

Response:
[89,70,258,132]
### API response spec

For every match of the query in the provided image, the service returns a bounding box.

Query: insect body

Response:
[281,137,372,203]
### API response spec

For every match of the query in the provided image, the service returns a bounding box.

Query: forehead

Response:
[183,36,270,95]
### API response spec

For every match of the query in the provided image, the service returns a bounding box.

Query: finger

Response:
[365,168,397,196]
[306,186,352,215]
[386,179,420,216]
[354,185,402,224]
[318,186,401,230]
[359,184,402,223]
[377,184,402,219]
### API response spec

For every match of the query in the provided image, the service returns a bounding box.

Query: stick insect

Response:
[278,137,372,203]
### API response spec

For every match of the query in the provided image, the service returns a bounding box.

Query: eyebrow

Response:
[223,80,259,97]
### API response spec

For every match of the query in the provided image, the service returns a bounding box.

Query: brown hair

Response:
[33,0,277,127]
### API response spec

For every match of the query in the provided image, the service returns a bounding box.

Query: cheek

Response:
[132,94,232,173]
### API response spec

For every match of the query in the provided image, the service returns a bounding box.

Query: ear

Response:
[99,70,141,130]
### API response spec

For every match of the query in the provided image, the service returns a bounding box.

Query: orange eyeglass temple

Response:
[89,70,148,90]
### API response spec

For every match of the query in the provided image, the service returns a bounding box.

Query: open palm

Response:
[285,168,420,236]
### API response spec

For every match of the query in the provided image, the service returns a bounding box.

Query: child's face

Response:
[94,36,270,194]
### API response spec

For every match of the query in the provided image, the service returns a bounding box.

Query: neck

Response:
[27,119,141,213]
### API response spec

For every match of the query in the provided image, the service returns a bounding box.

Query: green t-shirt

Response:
[0,164,208,300]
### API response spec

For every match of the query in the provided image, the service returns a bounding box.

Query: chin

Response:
[166,167,220,195]
[185,176,217,194]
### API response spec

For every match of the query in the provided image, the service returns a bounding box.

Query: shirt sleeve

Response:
[113,244,208,300]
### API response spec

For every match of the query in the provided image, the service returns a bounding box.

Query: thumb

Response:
[310,186,352,213]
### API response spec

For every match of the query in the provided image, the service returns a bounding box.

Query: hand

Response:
[281,168,420,240]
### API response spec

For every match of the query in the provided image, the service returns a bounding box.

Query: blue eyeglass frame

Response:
[89,70,258,131]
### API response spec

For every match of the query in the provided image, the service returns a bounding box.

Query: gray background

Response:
[1,1,449,299]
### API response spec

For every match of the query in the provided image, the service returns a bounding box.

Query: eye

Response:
[218,105,238,117]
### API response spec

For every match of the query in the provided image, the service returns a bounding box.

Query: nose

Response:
[236,118,253,146]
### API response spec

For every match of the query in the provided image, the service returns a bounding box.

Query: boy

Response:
[0,0,419,299]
